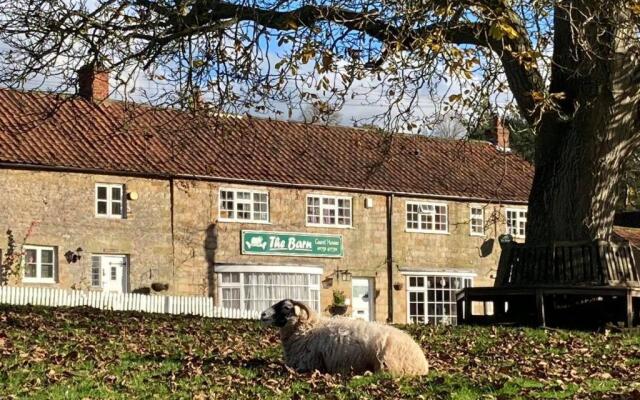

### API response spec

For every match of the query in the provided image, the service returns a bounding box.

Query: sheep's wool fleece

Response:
[282,317,429,376]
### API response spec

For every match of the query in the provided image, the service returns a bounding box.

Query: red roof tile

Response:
[0,89,534,202]
[613,227,640,247]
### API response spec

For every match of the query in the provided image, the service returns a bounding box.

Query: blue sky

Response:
[0,0,542,132]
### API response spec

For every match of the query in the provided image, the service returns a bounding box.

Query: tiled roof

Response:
[613,227,640,247]
[0,88,534,202]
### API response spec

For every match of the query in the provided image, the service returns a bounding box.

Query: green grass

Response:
[1,305,639,399]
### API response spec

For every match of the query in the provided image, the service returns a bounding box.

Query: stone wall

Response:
[390,197,526,322]
[171,180,390,322]
[0,169,173,291]
[0,168,527,323]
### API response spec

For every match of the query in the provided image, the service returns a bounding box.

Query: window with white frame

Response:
[506,208,527,238]
[406,202,448,233]
[218,267,321,312]
[23,245,56,283]
[91,256,101,288]
[219,189,269,223]
[407,274,473,325]
[470,206,485,236]
[306,195,352,227]
[96,183,124,218]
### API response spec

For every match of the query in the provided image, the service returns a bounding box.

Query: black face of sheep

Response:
[261,299,308,327]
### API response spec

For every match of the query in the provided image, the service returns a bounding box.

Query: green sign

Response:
[241,230,343,258]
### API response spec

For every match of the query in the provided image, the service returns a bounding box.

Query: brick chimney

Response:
[486,116,510,151]
[78,64,109,102]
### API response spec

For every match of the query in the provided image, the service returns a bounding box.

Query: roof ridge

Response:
[0,87,501,148]
[0,87,534,202]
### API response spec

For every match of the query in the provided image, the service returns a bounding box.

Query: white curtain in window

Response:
[218,269,322,312]
[243,272,316,312]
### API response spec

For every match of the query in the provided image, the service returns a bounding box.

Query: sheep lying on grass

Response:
[261,299,429,376]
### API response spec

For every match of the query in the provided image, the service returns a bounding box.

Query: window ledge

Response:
[405,229,450,235]
[470,233,486,238]
[22,279,56,285]
[95,215,124,220]
[305,223,354,230]
[218,219,272,225]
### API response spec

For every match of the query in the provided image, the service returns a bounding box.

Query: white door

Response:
[101,255,127,293]
[351,278,374,321]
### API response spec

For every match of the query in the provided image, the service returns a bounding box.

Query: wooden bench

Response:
[456,240,640,327]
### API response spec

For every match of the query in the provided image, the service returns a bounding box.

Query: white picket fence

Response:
[0,286,261,320]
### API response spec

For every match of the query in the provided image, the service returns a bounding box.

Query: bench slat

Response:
[495,240,640,288]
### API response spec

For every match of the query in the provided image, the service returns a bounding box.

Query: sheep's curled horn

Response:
[294,301,312,320]
[262,299,429,376]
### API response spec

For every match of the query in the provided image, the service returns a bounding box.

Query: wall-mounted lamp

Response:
[336,269,352,282]
[127,191,139,201]
[364,198,373,209]
[64,247,83,264]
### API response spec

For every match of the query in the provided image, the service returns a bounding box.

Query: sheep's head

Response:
[261,299,313,327]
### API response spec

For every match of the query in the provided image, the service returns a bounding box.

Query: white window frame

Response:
[22,245,56,284]
[505,208,528,239]
[404,271,475,325]
[305,194,352,228]
[218,188,270,223]
[406,201,449,234]
[469,206,485,236]
[95,183,124,219]
[90,255,101,288]
[90,254,129,292]
[216,265,322,312]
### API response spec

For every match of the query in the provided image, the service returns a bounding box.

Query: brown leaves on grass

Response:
[0,305,638,399]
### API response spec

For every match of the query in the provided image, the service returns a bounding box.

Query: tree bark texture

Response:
[525,1,640,244]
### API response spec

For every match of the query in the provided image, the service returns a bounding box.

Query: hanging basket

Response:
[151,282,169,292]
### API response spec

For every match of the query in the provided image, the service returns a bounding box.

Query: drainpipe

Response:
[386,194,394,323]
[169,178,175,288]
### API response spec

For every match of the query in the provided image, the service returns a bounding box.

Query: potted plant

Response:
[329,290,348,316]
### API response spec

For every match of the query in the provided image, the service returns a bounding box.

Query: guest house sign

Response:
[241,231,344,258]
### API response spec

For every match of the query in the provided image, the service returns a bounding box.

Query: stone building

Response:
[0,69,533,324]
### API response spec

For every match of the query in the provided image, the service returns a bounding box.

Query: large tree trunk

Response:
[524,1,640,245]
[526,117,628,244]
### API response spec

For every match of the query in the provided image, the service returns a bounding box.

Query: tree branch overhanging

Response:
[136,0,545,123]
